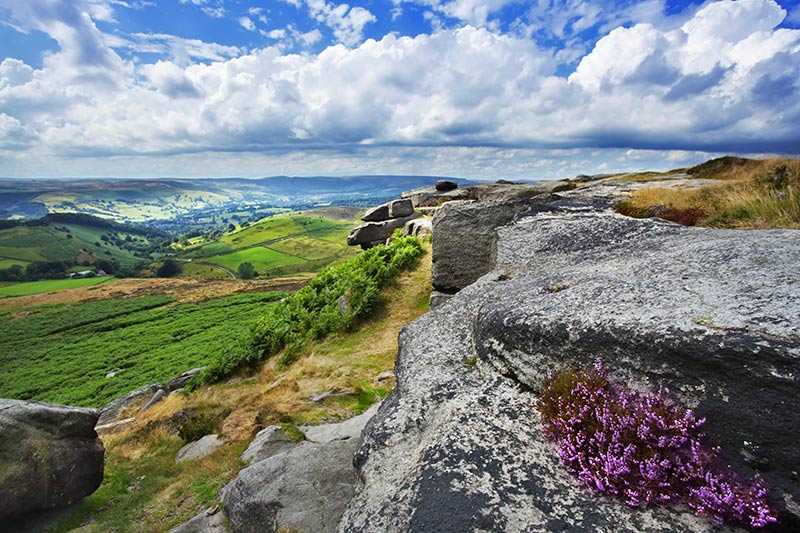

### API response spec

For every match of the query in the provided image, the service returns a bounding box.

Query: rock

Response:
[241,426,296,465]
[97,383,160,426]
[301,403,380,444]
[309,389,355,403]
[374,371,394,383]
[0,399,104,518]
[388,198,414,218]
[428,290,453,310]
[435,180,458,192]
[140,388,167,412]
[401,187,471,208]
[340,206,800,531]
[170,506,227,533]
[347,214,418,247]
[361,203,390,222]
[95,416,136,434]
[362,199,414,222]
[176,434,223,463]
[403,218,432,237]
[223,405,379,533]
[337,294,351,316]
[166,367,204,392]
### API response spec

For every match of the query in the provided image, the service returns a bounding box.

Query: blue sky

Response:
[0,0,799,179]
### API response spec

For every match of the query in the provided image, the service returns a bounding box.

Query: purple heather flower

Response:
[538,360,777,529]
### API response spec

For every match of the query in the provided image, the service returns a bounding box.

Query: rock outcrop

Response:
[348,199,420,248]
[0,399,105,518]
[340,205,800,531]
[220,404,380,533]
[176,434,223,463]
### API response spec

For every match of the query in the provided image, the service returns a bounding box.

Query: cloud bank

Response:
[0,0,798,178]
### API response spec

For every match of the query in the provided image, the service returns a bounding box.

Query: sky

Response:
[0,0,798,180]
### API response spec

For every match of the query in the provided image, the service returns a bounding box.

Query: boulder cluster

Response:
[346,198,420,248]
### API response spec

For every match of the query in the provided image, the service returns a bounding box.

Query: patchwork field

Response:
[0,276,113,298]
[180,212,358,278]
[0,291,285,407]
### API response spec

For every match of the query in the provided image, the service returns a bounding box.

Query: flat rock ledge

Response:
[0,399,105,519]
[339,207,799,532]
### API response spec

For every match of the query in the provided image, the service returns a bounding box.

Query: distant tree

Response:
[0,265,25,282]
[25,261,70,280]
[95,259,117,275]
[238,262,256,280]
[157,259,182,278]
[228,223,236,232]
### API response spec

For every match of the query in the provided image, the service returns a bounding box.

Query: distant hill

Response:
[0,213,165,273]
[0,175,472,228]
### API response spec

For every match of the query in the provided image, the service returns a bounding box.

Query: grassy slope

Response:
[0,276,113,298]
[0,222,151,269]
[0,291,284,407]
[42,244,432,533]
[179,213,357,278]
[615,157,800,229]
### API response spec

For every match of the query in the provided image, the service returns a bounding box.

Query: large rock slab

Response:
[223,406,380,533]
[176,434,223,463]
[340,208,800,531]
[0,399,105,518]
[170,506,227,533]
[240,426,295,465]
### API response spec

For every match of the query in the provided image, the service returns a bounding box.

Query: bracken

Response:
[538,360,776,529]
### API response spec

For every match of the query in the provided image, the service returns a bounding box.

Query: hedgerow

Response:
[197,234,423,384]
[538,360,776,529]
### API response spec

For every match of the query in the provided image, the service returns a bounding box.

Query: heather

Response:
[538,361,776,529]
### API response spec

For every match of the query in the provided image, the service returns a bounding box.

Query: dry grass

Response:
[616,158,800,229]
[47,244,432,532]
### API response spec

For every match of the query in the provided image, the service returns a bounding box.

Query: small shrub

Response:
[538,361,776,529]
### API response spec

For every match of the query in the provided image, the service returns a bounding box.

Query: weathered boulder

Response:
[97,383,160,426]
[428,290,453,310]
[166,367,205,392]
[223,404,380,533]
[240,426,296,465]
[0,399,105,518]
[362,199,414,222]
[340,208,800,531]
[435,180,458,192]
[176,434,223,463]
[403,218,432,237]
[347,214,418,247]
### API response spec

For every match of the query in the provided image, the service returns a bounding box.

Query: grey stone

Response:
[403,218,432,237]
[166,367,204,392]
[340,206,799,532]
[95,416,135,434]
[374,371,394,382]
[223,406,379,533]
[300,402,380,444]
[170,506,228,533]
[362,199,414,222]
[241,426,296,465]
[347,214,418,247]
[97,383,159,426]
[0,399,104,518]
[176,434,223,463]
[428,290,453,310]
[140,388,167,412]
[388,198,414,218]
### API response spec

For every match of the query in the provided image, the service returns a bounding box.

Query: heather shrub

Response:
[538,361,776,529]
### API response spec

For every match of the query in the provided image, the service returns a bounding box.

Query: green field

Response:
[181,213,357,278]
[0,291,285,407]
[0,276,114,298]
[0,257,29,269]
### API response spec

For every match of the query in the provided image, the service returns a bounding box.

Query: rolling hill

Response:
[0,213,167,274]
[176,209,360,278]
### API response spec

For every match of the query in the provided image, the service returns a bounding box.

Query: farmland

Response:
[0,276,113,298]
[178,211,358,278]
[0,290,285,407]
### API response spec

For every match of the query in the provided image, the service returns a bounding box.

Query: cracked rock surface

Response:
[340,208,799,532]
